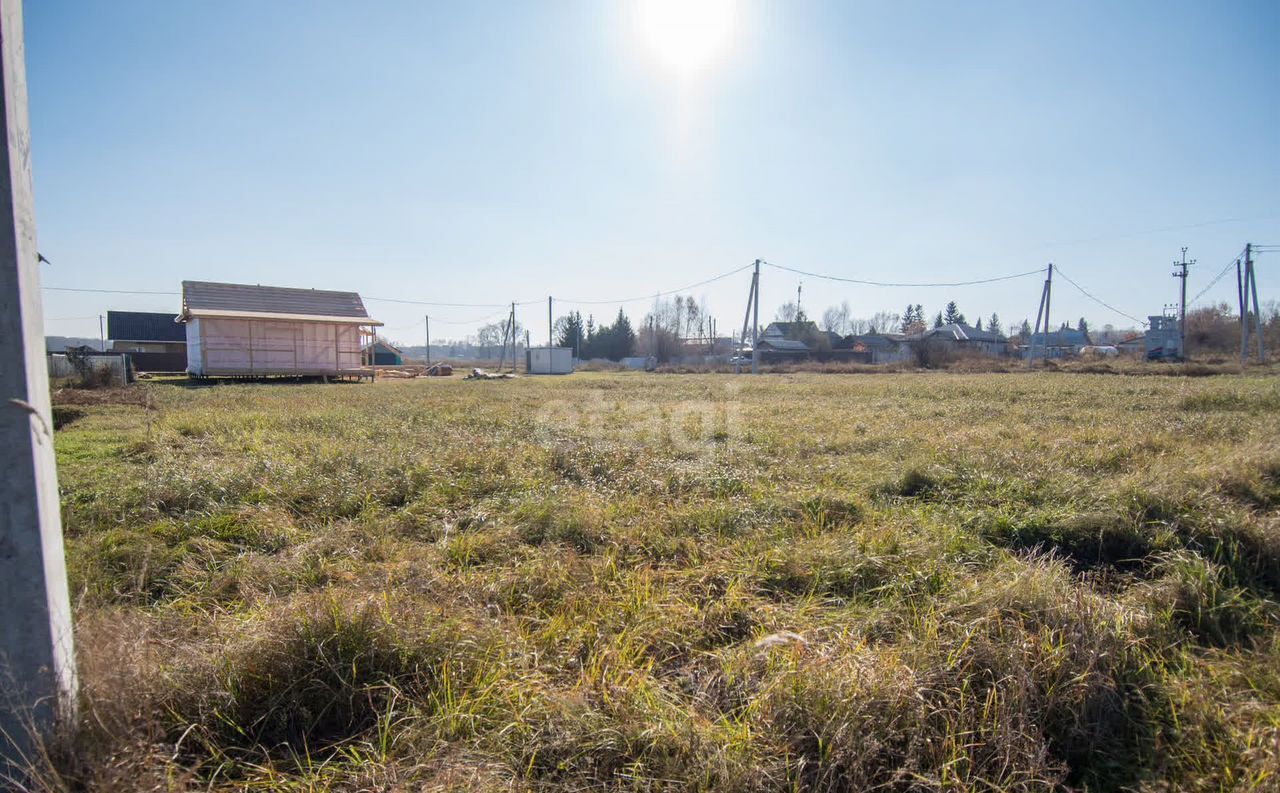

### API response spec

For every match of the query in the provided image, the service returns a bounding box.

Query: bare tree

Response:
[868,310,900,335]
[643,292,709,361]
[776,302,801,322]
[820,302,850,334]
[682,297,701,339]
[476,322,505,348]
[477,318,523,356]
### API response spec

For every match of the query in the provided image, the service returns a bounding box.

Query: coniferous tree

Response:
[943,301,965,325]
[989,313,1001,336]
[934,312,944,328]
[555,311,585,353]
[901,305,928,334]
[580,309,636,361]
[611,309,636,360]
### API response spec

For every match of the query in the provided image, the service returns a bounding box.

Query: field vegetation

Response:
[22,371,1280,790]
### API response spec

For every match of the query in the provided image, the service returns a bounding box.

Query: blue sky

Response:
[27,1,1280,344]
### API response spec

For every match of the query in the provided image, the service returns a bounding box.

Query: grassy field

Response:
[28,371,1280,791]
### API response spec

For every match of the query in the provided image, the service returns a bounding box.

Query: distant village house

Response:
[106,310,187,372]
[364,339,404,366]
[911,323,1009,358]
[1020,327,1091,359]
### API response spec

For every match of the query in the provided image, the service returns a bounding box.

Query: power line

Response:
[427,309,511,326]
[1052,265,1148,326]
[363,295,515,308]
[1187,248,1245,307]
[44,264,756,312]
[43,286,178,296]
[555,262,755,306]
[761,260,1046,288]
[1039,212,1280,248]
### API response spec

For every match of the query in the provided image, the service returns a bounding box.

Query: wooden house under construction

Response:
[180,281,382,379]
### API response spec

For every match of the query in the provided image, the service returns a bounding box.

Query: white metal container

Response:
[525,346,574,375]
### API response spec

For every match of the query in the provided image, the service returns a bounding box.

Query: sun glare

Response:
[633,0,738,81]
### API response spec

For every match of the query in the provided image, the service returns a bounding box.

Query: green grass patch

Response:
[32,371,1280,790]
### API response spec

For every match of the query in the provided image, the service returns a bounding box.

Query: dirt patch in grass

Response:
[51,386,158,407]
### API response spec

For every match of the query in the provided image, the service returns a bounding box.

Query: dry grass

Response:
[19,371,1280,790]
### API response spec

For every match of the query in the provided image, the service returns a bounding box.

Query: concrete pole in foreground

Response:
[0,0,77,773]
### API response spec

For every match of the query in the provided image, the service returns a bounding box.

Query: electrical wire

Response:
[42,285,525,314]
[43,286,179,295]
[1039,213,1280,247]
[363,296,514,308]
[554,262,756,306]
[429,309,512,326]
[761,260,1046,288]
[1187,249,1245,307]
[1052,266,1148,326]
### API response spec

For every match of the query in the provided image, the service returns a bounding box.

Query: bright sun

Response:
[633,0,738,81]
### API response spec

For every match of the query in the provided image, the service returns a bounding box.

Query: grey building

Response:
[912,323,1009,357]
[1021,327,1091,359]
[1144,315,1181,360]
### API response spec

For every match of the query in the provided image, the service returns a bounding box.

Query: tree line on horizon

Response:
[386,296,1280,361]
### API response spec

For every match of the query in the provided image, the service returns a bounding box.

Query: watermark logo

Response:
[532,379,747,458]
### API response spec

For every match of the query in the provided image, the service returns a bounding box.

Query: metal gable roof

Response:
[758,337,811,352]
[763,321,819,338]
[1028,328,1090,346]
[181,280,372,320]
[851,333,905,349]
[918,323,1005,343]
[106,311,185,342]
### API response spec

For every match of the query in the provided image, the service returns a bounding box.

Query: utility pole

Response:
[1246,244,1263,363]
[0,0,77,775]
[98,314,104,351]
[1239,244,1262,364]
[1237,258,1246,364]
[796,280,802,320]
[650,313,656,364]
[1044,263,1052,352]
[496,313,507,371]
[547,296,552,349]
[1172,247,1194,359]
[1027,264,1053,366]
[736,272,753,374]
[752,259,761,374]
[424,315,430,367]
[497,302,516,372]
